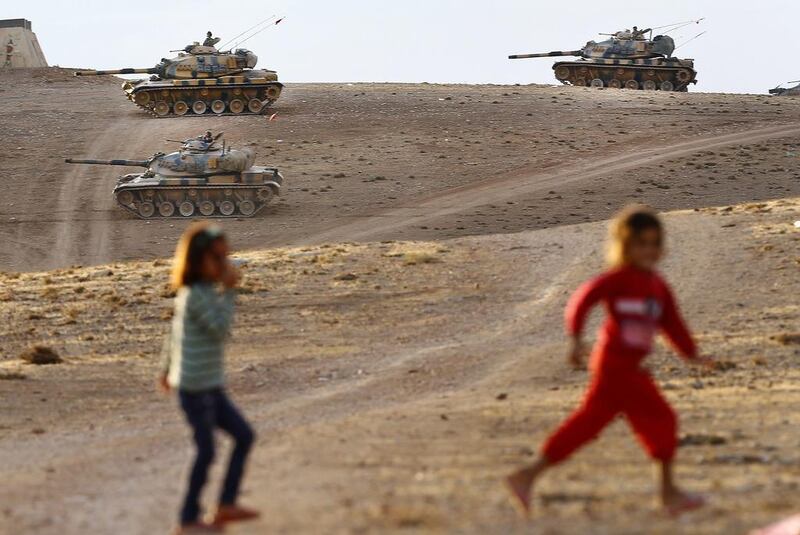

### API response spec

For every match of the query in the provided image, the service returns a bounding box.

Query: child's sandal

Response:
[212,505,260,525]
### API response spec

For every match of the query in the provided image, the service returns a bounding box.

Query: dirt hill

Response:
[1,69,799,271]
[1,69,799,534]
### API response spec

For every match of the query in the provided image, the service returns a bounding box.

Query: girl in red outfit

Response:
[506,205,712,517]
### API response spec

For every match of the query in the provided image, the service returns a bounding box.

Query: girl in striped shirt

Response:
[160,223,258,534]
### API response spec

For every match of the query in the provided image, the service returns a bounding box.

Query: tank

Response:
[65,133,283,219]
[509,27,697,91]
[770,81,800,96]
[73,43,282,117]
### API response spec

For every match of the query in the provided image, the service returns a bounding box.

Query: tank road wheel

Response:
[608,79,622,89]
[676,70,692,83]
[219,200,236,216]
[573,78,587,87]
[247,98,263,114]
[211,100,226,114]
[266,86,281,100]
[154,102,170,117]
[642,80,657,91]
[256,187,274,203]
[624,80,640,90]
[138,202,155,218]
[158,201,175,218]
[173,101,189,116]
[238,200,256,216]
[660,81,675,92]
[229,99,245,114]
[590,78,604,88]
[554,66,571,81]
[198,200,215,217]
[116,190,134,206]
[178,201,195,217]
[134,92,151,106]
[192,101,207,115]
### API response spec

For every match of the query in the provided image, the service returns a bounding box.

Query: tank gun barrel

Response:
[508,51,583,59]
[65,158,151,167]
[74,68,159,76]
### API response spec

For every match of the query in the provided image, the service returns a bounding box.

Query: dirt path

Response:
[49,117,190,267]
[298,123,800,244]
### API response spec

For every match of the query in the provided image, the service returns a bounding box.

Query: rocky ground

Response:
[1,68,799,534]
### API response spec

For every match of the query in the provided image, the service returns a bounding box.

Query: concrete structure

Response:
[0,19,47,68]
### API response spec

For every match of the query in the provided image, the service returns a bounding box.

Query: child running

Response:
[159,223,259,534]
[506,205,711,517]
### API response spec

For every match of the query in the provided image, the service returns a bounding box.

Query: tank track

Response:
[128,82,283,118]
[553,62,697,91]
[114,184,279,219]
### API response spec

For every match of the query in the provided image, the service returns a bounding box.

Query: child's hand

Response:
[158,372,171,394]
[221,261,240,289]
[568,337,587,370]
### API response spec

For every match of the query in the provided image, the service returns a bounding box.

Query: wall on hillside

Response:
[0,19,48,68]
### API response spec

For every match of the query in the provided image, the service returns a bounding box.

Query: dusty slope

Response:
[1,199,799,534]
[2,68,800,272]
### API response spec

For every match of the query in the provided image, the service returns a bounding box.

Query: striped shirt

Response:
[162,283,235,392]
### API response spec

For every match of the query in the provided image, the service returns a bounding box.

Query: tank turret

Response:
[73,42,282,117]
[65,133,283,219]
[509,27,696,91]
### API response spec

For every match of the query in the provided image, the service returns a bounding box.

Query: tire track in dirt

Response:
[297,123,800,245]
[49,118,188,268]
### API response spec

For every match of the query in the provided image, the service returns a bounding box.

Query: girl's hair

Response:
[171,222,226,290]
[606,205,663,267]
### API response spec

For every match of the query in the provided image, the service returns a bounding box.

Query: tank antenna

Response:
[218,15,278,50]
[652,18,705,35]
[673,31,707,51]
[232,17,285,50]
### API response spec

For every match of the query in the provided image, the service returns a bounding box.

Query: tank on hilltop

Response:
[66,132,283,219]
[74,33,282,117]
[770,80,800,96]
[509,26,698,91]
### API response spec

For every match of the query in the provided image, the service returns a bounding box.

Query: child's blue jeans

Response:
[178,388,254,524]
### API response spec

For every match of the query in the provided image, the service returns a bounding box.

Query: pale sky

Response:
[5,0,799,94]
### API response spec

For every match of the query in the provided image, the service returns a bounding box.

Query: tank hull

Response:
[123,71,283,117]
[551,58,697,91]
[112,168,283,219]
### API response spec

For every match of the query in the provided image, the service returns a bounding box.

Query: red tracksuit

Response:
[542,265,697,463]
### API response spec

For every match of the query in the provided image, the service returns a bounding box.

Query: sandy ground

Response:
[2,199,800,534]
[1,69,800,271]
[1,68,799,534]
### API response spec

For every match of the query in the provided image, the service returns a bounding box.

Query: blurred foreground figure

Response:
[505,206,713,518]
[160,223,259,534]
[749,514,800,535]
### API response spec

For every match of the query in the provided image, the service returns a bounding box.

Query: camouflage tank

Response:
[73,42,282,117]
[509,27,697,91]
[65,133,283,219]
[770,81,800,96]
